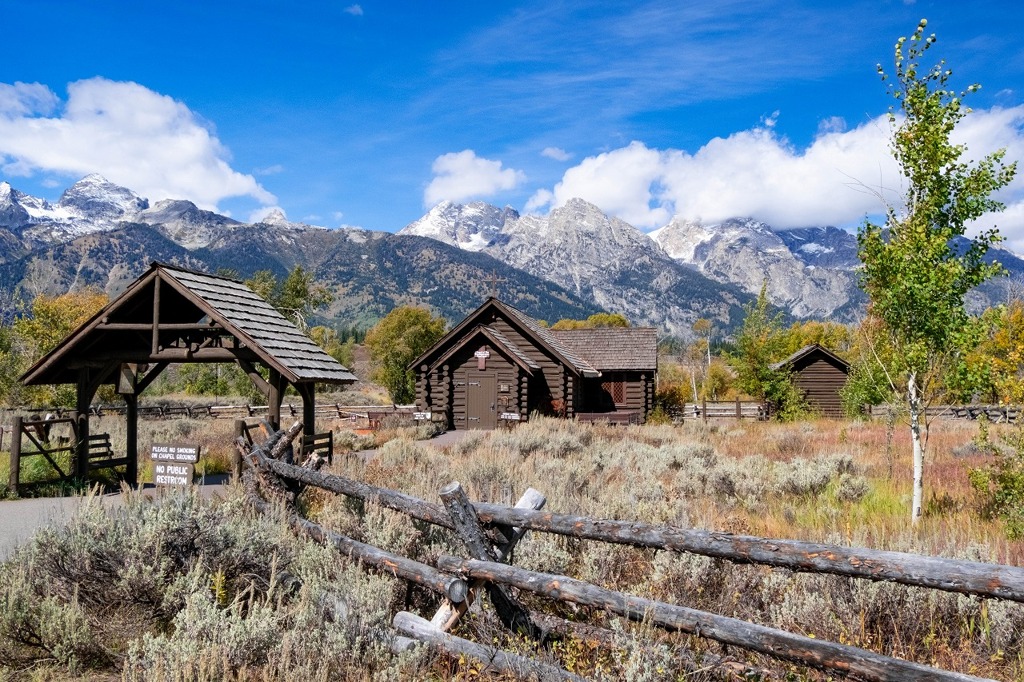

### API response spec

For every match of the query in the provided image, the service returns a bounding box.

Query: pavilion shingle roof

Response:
[551,327,658,371]
[21,263,356,386]
[164,267,356,383]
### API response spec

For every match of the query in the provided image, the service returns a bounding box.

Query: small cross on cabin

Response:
[484,270,506,298]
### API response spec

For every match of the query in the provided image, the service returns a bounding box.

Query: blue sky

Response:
[2,1,1023,246]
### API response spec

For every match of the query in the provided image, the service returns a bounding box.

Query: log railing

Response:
[239,424,1006,682]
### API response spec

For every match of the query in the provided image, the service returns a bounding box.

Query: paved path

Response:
[0,477,231,562]
[0,432,474,562]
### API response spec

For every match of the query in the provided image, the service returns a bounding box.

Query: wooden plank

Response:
[393,612,585,682]
[437,557,991,682]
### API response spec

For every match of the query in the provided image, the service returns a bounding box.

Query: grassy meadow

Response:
[1,413,1022,680]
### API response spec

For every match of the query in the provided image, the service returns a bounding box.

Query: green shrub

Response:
[969,425,1024,539]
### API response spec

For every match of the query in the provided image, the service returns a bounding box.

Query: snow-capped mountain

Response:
[400,197,748,334]
[651,217,862,319]
[7,175,1024,336]
[137,199,243,250]
[401,201,518,252]
[1,174,150,249]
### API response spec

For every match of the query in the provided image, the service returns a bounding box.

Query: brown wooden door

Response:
[466,374,497,429]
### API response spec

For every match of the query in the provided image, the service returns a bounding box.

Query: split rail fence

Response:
[239,423,1020,682]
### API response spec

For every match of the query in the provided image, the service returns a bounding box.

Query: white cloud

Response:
[255,164,284,175]
[344,4,363,16]
[527,107,1024,248]
[424,150,526,206]
[0,78,275,211]
[248,206,284,223]
[541,146,572,162]
[0,82,58,118]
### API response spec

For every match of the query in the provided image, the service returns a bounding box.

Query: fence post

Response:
[439,481,535,636]
[702,399,707,423]
[8,416,22,496]
[232,419,245,481]
[736,397,741,418]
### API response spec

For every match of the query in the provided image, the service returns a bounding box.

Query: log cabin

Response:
[409,298,657,429]
[770,343,850,418]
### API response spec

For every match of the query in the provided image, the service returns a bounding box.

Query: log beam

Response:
[393,612,585,682]
[437,556,992,682]
[246,456,1024,604]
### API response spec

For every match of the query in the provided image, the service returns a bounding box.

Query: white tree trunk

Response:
[908,372,924,524]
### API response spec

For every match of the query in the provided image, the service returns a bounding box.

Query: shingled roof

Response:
[22,262,356,386]
[552,327,658,371]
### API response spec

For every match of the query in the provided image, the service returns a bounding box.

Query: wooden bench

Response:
[301,431,334,465]
[575,411,641,426]
[86,432,130,471]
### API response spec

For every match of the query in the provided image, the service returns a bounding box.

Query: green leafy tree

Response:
[1,290,109,407]
[730,283,805,419]
[365,306,446,403]
[245,266,332,331]
[550,312,631,330]
[858,20,1017,523]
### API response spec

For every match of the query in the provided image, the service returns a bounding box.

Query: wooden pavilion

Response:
[19,262,356,485]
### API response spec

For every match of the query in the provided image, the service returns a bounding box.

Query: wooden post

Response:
[267,368,283,429]
[431,487,545,631]
[9,416,22,496]
[298,382,315,437]
[438,481,535,636]
[736,396,741,418]
[702,398,707,423]
[125,393,138,487]
[151,276,161,356]
[232,419,245,481]
[74,371,91,480]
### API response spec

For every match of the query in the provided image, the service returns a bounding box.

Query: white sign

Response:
[153,461,194,487]
[151,443,200,463]
[474,350,490,359]
[414,412,432,420]
[499,412,521,421]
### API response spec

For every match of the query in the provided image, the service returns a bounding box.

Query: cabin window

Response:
[601,373,626,407]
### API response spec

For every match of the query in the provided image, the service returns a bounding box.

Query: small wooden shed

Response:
[19,262,356,484]
[409,298,657,429]
[771,344,850,418]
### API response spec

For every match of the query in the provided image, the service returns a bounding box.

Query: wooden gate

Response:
[7,415,123,495]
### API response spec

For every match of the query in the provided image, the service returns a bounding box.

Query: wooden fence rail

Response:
[238,427,1007,681]
[253,455,1024,604]
[437,556,983,682]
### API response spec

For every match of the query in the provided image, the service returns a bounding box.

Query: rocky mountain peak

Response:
[56,174,149,220]
[400,200,519,251]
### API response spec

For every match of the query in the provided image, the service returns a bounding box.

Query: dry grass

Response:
[2,413,1023,680]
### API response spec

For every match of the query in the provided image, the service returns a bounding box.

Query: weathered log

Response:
[242,467,467,603]
[438,482,534,636]
[469,504,1024,604]
[437,556,991,682]
[431,487,546,631]
[393,611,585,682]
[246,454,1024,603]
[254,454,454,529]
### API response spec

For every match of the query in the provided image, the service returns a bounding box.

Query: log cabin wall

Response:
[791,356,848,418]
[484,315,560,408]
